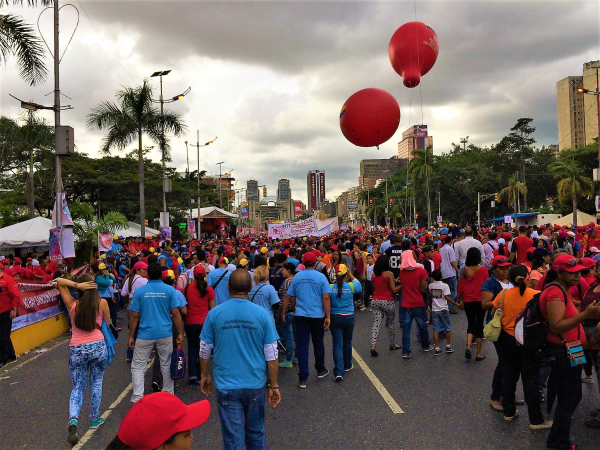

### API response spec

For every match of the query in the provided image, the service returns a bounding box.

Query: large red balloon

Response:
[339,88,400,148]
[389,21,439,88]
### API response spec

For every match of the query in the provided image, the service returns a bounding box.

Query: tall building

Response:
[247,180,259,201]
[359,158,407,190]
[397,125,433,161]
[556,76,586,151]
[306,170,326,212]
[583,61,600,146]
[277,179,292,201]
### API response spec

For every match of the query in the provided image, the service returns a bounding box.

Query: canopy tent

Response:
[118,222,160,238]
[551,211,597,227]
[0,217,53,248]
[190,206,239,220]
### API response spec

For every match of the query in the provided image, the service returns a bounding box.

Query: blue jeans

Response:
[217,387,266,450]
[184,323,203,380]
[276,312,295,362]
[330,314,354,377]
[442,276,457,301]
[396,291,405,324]
[295,316,326,381]
[401,306,430,355]
[68,340,108,421]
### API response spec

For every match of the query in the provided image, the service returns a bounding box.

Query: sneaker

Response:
[360,306,367,311]
[402,353,412,359]
[423,345,435,352]
[292,357,298,364]
[530,420,553,430]
[278,360,293,368]
[126,358,132,363]
[582,376,594,384]
[335,375,344,382]
[298,380,307,389]
[515,399,525,405]
[67,422,79,445]
[434,348,443,356]
[344,363,354,372]
[465,348,472,360]
[152,381,161,393]
[317,369,329,379]
[446,346,454,353]
[504,410,520,421]
[90,417,105,429]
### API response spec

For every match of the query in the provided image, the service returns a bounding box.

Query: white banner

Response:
[268,217,318,239]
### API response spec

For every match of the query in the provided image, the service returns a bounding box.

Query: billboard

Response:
[294,201,302,217]
[348,200,358,211]
[413,125,428,137]
[241,205,249,217]
[319,171,326,204]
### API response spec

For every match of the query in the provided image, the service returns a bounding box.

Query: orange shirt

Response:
[493,287,539,336]
[321,254,333,270]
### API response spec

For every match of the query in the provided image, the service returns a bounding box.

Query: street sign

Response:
[490,201,496,208]
[504,215,512,224]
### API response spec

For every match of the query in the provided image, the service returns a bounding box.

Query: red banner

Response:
[294,201,302,217]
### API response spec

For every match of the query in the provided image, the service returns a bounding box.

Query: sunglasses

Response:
[495,258,510,264]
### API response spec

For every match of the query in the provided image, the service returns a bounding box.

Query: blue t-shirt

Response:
[330,279,361,314]
[287,269,331,318]
[287,258,300,268]
[158,252,173,268]
[175,289,187,309]
[129,280,179,340]
[200,298,279,390]
[207,268,231,305]
[248,282,280,319]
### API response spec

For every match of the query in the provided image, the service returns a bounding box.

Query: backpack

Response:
[514,283,567,353]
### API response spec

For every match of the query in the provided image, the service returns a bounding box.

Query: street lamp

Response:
[460,136,469,151]
[189,133,217,238]
[150,70,191,220]
[572,80,600,171]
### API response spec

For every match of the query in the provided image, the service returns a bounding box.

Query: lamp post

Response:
[150,70,190,218]
[216,162,225,208]
[460,136,469,151]
[189,132,217,238]
[574,79,600,169]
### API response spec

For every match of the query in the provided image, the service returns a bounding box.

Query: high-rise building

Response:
[247,180,259,201]
[359,158,407,190]
[556,76,586,151]
[583,61,600,146]
[398,125,433,161]
[306,170,326,212]
[277,179,292,201]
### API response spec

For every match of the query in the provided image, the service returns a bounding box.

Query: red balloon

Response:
[389,21,439,88]
[339,88,400,148]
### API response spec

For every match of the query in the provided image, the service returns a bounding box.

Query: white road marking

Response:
[352,348,404,414]
[1,337,69,376]
[73,358,154,449]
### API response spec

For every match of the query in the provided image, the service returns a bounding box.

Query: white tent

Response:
[0,217,53,248]
[118,222,160,238]
[191,206,239,219]
[551,211,597,227]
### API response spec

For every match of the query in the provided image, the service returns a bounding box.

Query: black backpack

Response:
[514,283,567,354]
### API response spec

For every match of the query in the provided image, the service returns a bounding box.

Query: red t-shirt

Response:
[588,237,600,250]
[432,252,442,270]
[568,277,590,303]
[184,285,215,325]
[399,267,428,308]
[493,246,510,257]
[457,266,489,302]
[512,236,533,264]
[540,285,586,345]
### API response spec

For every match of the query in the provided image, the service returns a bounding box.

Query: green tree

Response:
[87,80,186,237]
[408,148,434,226]
[499,172,528,222]
[0,0,50,85]
[69,200,128,264]
[548,159,594,226]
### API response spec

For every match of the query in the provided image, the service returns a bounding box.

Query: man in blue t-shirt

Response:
[200,269,281,450]
[157,246,174,269]
[283,252,331,388]
[208,257,232,305]
[128,263,183,403]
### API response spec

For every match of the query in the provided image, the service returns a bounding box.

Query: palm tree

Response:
[499,172,528,224]
[70,200,128,263]
[0,0,50,86]
[549,159,594,226]
[0,112,54,217]
[87,79,186,237]
[408,148,434,226]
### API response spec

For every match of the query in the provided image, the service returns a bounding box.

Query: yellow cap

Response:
[98,263,107,270]
[113,235,119,240]
[336,264,348,276]
[260,247,268,253]
[99,254,107,260]
[239,258,248,267]
[149,247,155,252]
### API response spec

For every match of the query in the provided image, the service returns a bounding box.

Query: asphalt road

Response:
[1,307,599,450]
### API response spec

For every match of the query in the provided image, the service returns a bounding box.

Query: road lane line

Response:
[1,337,69,376]
[73,358,154,449]
[352,348,404,414]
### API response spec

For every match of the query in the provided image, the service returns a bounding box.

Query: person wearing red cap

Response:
[0,263,20,369]
[106,392,211,450]
[200,269,281,449]
[509,226,533,265]
[539,254,600,449]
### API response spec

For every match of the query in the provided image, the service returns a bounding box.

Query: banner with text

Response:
[98,231,112,252]
[268,217,318,238]
[294,202,302,217]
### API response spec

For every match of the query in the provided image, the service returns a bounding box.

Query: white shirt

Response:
[455,237,484,267]
[439,245,457,279]
[429,281,451,312]
[121,275,148,297]
[366,264,374,281]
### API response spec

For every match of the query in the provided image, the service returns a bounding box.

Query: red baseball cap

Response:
[526,247,535,255]
[303,252,316,265]
[193,265,206,276]
[502,232,512,240]
[218,257,229,265]
[580,258,596,269]
[553,254,585,272]
[313,250,324,257]
[118,392,210,450]
[133,261,148,271]
[491,256,512,267]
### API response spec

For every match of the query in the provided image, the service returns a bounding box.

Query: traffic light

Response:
[144,219,148,226]
[494,192,499,202]
[389,198,393,205]
[263,186,267,197]
[369,198,373,205]
[416,214,419,218]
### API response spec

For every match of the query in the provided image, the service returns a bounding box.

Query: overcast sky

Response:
[2,0,599,206]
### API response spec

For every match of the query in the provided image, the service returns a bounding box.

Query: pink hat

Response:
[133,261,148,271]
[400,250,421,270]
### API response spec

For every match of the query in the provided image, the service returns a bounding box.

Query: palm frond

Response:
[0,13,48,86]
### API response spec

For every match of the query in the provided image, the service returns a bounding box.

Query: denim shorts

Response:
[432,310,451,332]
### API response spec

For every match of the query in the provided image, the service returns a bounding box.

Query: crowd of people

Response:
[2,222,600,449]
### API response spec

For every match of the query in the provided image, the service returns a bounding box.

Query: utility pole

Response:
[185,141,191,220]
[54,0,62,230]
[159,73,167,214]
[477,191,481,228]
[197,131,201,238]
[438,191,441,217]
[460,136,469,152]
[216,162,225,208]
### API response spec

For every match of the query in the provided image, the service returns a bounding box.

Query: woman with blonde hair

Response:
[248,265,280,320]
